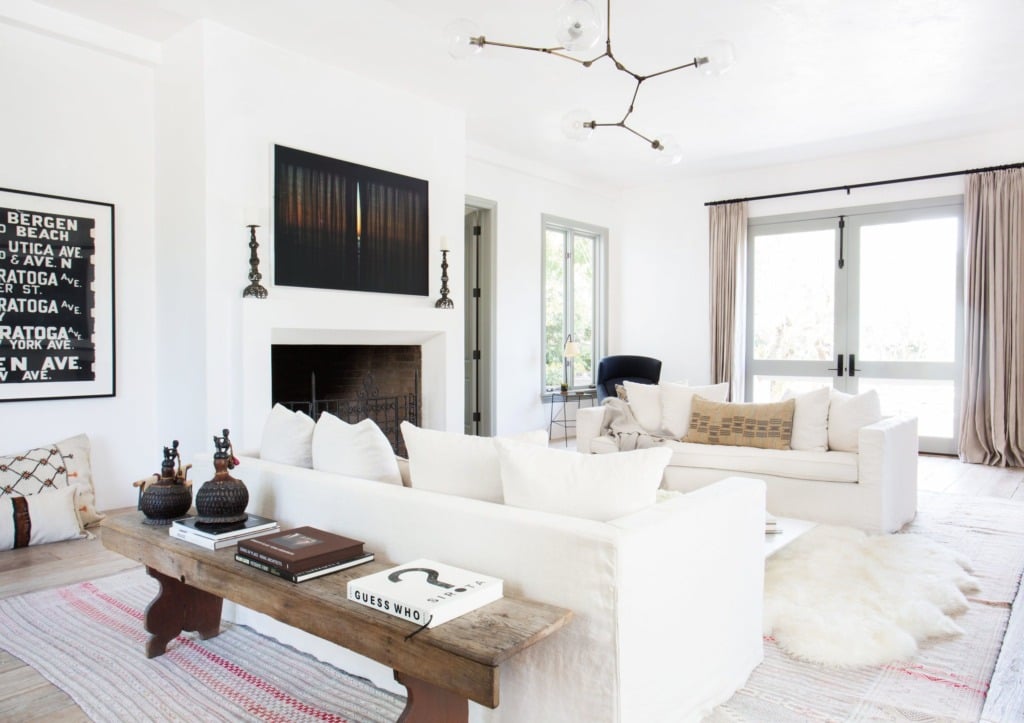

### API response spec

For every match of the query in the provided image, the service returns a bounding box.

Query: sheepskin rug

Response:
[764,525,980,667]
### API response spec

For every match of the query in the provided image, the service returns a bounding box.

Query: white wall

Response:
[161,22,467,451]
[465,153,620,435]
[618,127,1024,388]
[0,20,158,512]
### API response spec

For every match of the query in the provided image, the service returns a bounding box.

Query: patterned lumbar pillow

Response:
[0,485,85,550]
[0,434,102,526]
[684,396,796,450]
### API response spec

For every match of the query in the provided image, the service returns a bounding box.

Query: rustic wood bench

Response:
[101,512,572,722]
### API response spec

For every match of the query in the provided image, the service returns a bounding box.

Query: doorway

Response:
[464,198,497,436]
[745,197,964,454]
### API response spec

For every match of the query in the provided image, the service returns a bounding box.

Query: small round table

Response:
[548,388,597,446]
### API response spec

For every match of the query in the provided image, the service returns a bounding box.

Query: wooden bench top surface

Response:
[101,512,573,708]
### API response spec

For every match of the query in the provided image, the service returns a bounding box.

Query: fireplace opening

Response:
[271,344,420,456]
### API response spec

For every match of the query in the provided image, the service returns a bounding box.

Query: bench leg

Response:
[143,567,223,658]
[395,671,468,723]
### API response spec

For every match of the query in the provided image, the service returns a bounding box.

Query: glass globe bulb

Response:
[554,0,602,51]
[695,39,735,77]
[561,108,595,141]
[444,18,483,59]
[653,135,683,166]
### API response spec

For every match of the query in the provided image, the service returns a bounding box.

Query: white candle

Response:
[440,235,451,252]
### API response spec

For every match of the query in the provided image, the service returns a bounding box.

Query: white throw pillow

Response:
[660,382,730,439]
[260,404,315,468]
[400,422,548,503]
[312,413,402,485]
[828,389,883,452]
[496,439,672,522]
[0,434,102,527]
[623,381,664,435]
[0,486,85,550]
[782,386,831,452]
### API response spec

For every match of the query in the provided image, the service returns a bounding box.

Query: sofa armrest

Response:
[576,405,608,453]
[858,415,919,531]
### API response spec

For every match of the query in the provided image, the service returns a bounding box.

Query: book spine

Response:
[347,586,431,626]
[169,526,216,550]
[235,543,288,568]
[235,553,300,582]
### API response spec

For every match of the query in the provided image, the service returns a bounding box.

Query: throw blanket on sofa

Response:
[599,398,668,451]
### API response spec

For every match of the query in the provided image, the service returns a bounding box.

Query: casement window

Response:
[541,215,608,392]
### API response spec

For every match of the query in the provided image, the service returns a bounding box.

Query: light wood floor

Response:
[2,456,1022,722]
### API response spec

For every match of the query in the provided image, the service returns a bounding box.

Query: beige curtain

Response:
[709,202,748,401]
[959,168,1024,466]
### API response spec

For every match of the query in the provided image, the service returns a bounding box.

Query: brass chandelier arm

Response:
[475,37,595,65]
[643,58,703,81]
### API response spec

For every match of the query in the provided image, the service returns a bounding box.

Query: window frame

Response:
[540,214,608,394]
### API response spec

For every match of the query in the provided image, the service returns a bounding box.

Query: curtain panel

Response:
[959,168,1024,466]
[708,202,748,401]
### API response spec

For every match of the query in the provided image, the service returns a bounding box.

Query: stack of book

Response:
[765,513,782,535]
[235,526,374,583]
[348,558,503,628]
[169,514,280,550]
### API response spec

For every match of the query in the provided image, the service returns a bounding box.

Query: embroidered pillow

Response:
[0,434,102,526]
[0,486,85,550]
[684,396,795,450]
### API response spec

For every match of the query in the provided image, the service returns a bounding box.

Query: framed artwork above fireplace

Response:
[273,144,429,296]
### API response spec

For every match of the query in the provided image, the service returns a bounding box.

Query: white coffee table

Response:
[764,516,817,558]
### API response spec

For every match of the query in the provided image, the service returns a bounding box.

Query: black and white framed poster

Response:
[0,188,115,401]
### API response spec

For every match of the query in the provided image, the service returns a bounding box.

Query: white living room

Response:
[1,1,1022,722]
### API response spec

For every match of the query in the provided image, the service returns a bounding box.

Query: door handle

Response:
[828,354,844,377]
[848,354,862,377]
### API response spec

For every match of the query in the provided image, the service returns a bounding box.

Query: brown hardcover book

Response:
[237,526,365,573]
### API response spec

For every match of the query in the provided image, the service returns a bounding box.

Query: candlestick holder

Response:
[434,249,454,309]
[242,224,268,299]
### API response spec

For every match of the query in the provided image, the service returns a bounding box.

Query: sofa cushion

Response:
[829,389,882,452]
[622,381,663,434]
[260,404,315,468]
[312,413,402,485]
[684,397,795,450]
[400,422,547,503]
[783,386,831,452]
[661,382,730,439]
[0,486,85,550]
[495,439,672,521]
[664,440,858,483]
[0,434,102,527]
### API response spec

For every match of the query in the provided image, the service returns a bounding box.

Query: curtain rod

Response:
[704,161,1024,207]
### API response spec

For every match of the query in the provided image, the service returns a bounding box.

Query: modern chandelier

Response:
[445,0,734,165]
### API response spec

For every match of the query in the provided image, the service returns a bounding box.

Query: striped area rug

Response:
[0,570,406,722]
[708,493,1024,722]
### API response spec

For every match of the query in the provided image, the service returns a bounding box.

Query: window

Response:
[542,215,607,392]
[746,197,963,454]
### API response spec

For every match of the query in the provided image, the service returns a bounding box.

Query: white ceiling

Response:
[27,0,1024,189]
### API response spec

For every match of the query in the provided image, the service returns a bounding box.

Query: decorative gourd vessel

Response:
[195,428,248,525]
[138,440,193,526]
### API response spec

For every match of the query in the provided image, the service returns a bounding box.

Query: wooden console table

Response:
[101,512,572,722]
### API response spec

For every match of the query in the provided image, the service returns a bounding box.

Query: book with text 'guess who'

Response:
[347,559,503,628]
[237,527,364,574]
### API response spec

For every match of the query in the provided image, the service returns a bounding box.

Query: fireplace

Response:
[272,344,421,456]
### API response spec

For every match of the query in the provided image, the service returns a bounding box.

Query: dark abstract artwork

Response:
[274,145,429,296]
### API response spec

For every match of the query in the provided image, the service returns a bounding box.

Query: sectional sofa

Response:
[191,448,767,722]
[576,384,918,533]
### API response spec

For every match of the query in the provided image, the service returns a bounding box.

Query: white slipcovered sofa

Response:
[576,384,918,533]
[191,450,766,722]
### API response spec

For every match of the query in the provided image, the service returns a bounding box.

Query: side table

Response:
[548,388,597,446]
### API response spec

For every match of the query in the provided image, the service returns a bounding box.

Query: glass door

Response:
[747,199,963,454]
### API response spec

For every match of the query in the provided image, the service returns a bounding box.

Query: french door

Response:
[746,198,963,454]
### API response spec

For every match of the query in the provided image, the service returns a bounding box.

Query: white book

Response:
[348,558,503,628]
[170,524,280,550]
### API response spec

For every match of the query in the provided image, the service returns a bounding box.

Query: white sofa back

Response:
[193,454,766,722]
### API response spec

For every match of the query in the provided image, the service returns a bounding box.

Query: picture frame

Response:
[274,145,429,296]
[0,187,115,402]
